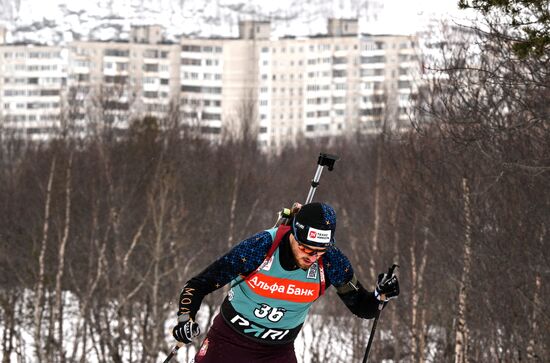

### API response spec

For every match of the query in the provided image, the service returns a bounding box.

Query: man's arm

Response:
[178,230,273,320]
[335,275,381,319]
[323,247,381,319]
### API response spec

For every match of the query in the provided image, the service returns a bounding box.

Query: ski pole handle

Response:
[305,153,339,204]
[378,264,399,310]
[388,263,399,278]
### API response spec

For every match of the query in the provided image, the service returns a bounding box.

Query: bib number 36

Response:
[254,303,286,322]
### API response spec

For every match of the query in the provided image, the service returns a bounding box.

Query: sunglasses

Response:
[297,241,327,256]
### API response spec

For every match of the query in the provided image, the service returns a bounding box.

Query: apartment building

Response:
[0,44,67,139]
[0,25,180,138]
[1,19,421,147]
[359,34,420,133]
[180,19,420,149]
[68,26,180,133]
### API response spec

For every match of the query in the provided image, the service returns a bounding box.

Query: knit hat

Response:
[292,202,336,248]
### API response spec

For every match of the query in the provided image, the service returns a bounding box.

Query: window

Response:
[143,49,159,58]
[201,112,221,120]
[361,56,386,63]
[361,107,384,116]
[181,58,201,66]
[104,49,129,57]
[144,64,159,72]
[332,70,347,78]
[200,126,221,134]
[399,54,411,61]
[361,68,385,77]
[182,45,201,52]
[332,56,347,64]
[181,85,201,93]
[398,80,411,89]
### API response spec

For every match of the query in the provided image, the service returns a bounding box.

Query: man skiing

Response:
[172,202,400,362]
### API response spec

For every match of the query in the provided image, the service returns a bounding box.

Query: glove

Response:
[375,273,400,302]
[172,314,200,344]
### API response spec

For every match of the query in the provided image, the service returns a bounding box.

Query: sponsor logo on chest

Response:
[245,273,320,303]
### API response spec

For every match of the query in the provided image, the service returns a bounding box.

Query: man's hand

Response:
[172,314,200,344]
[375,273,400,302]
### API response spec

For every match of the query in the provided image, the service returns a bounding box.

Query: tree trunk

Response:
[368,137,383,282]
[53,153,73,363]
[526,225,545,361]
[34,156,57,363]
[454,177,473,363]
[227,171,240,249]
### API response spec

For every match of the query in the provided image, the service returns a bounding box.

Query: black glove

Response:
[172,314,200,344]
[375,273,400,302]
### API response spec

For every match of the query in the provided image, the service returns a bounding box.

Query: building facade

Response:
[0,45,67,139]
[179,19,420,149]
[0,20,421,147]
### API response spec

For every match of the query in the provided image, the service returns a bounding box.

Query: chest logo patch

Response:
[245,273,320,303]
[307,262,318,279]
[261,256,274,271]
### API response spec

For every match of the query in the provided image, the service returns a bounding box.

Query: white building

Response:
[68,33,180,134]
[0,45,67,139]
[180,19,421,150]
[1,20,422,148]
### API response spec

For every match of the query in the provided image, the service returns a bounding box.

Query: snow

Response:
[0,0,476,45]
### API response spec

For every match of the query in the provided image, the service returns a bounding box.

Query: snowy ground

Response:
[0,290,374,363]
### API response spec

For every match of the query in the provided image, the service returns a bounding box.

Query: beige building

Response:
[180,19,420,150]
[1,20,421,147]
[0,25,180,138]
[67,26,180,133]
[0,45,67,139]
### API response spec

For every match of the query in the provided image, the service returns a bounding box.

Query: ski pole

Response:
[163,342,183,363]
[274,153,339,227]
[362,264,399,363]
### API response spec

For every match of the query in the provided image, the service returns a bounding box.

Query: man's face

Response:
[289,233,327,270]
